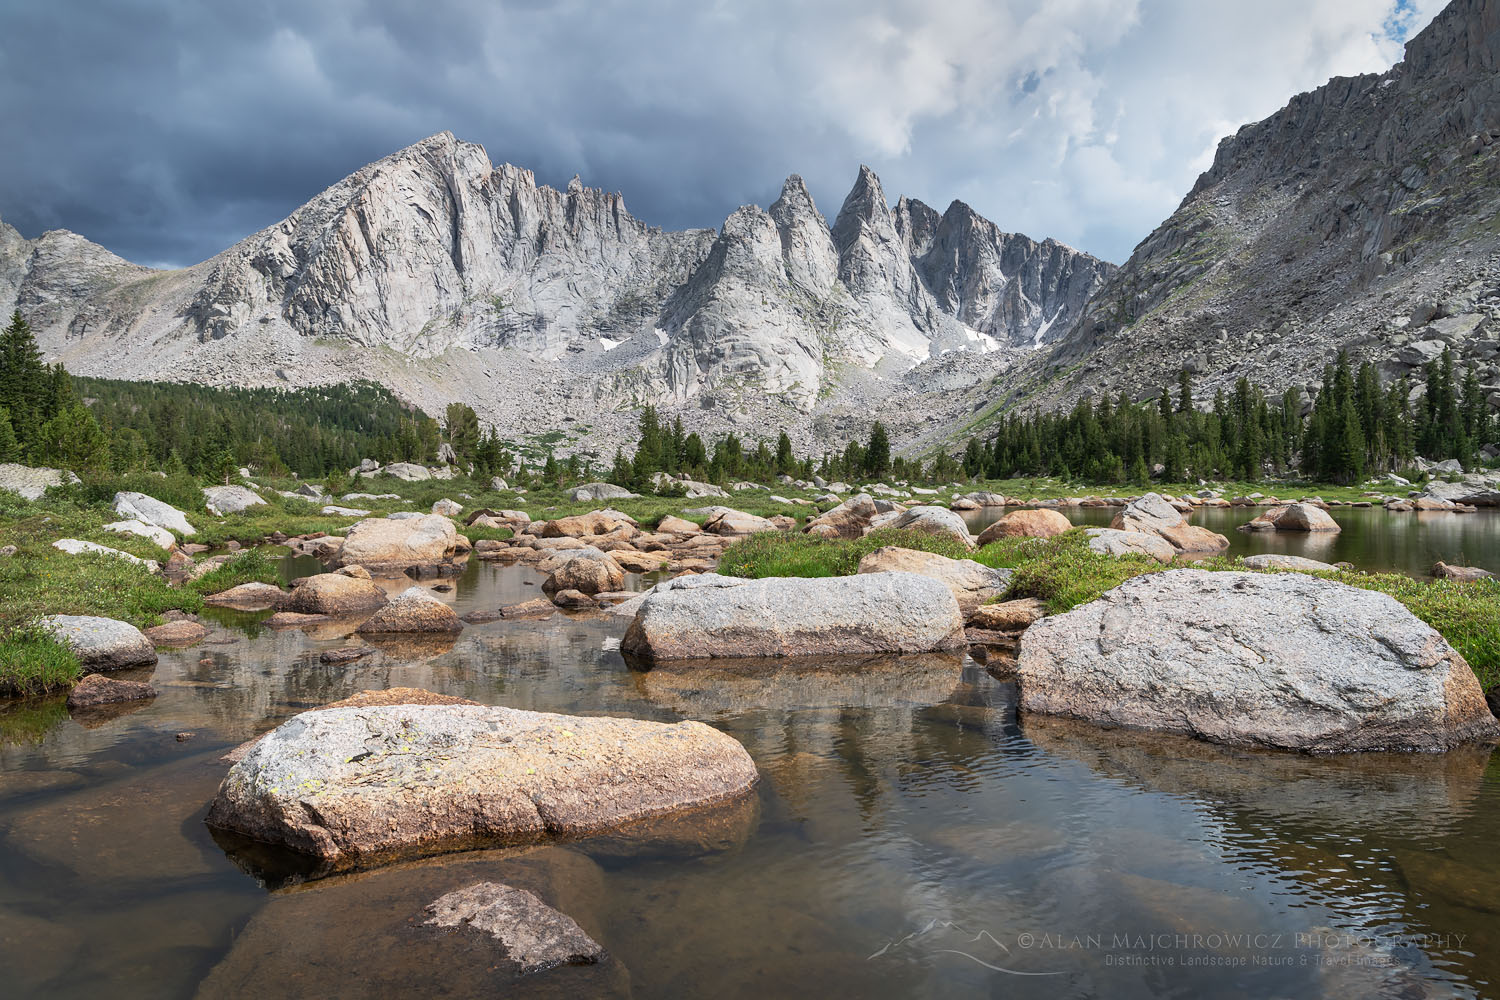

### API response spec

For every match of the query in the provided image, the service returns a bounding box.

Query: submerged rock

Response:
[205,703,758,867]
[621,572,965,661]
[1016,569,1499,752]
[40,615,157,672]
[356,587,463,634]
[424,882,603,973]
[143,621,209,646]
[66,673,157,709]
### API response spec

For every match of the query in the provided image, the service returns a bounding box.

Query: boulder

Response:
[1420,480,1500,507]
[541,511,631,538]
[102,519,175,549]
[112,491,195,537]
[66,673,157,710]
[51,538,161,572]
[1109,493,1228,554]
[143,621,209,646]
[204,485,266,518]
[321,505,371,517]
[204,581,285,609]
[40,615,157,672]
[621,572,966,661]
[319,646,373,664]
[431,499,463,517]
[968,598,1046,631]
[279,573,389,615]
[801,493,899,539]
[356,587,464,634]
[0,463,79,500]
[541,547,625,596]
[567,482,639,502]
[380,462,431,482]
[1083,528,1175,563]
[1241,503,1341,533]
[424,883,604,973]
[881,506,974,548]
[856,546,1012,613]
[1016,570,1500,752]
[976,509,1072,544]
[336,515,458,573]
[1242,554,1338,572]
[949,498,981,511]
[490,476,508,490]
[1433,561,1494,582]
[204,704,758,867]
[701,509,779,536]
[656,515,700,534]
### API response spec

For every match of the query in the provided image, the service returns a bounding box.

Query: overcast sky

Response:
[0,0,1445,269]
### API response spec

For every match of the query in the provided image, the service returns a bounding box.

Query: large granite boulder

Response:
[112,491,195,537]
[855,546,1012,613]
[0,463,78,499]
[1016,569,1499,751]
[203,485,266,516]
[204,704,758,868]
[1082,528,1175,563]
[1241,503,1341,533]
[279,572,389,615]
[1109,493,1228,554]
[541,547,625,597]
[701,508,779,536]
[40,615,157,672]
[881,506,974,548]
[356,587,464,634]
[379,462,431,482]
[541,511,633,538]
[336,515,457,573]
[977,508,1072,543]
[102,519,175,549]
[621,572,966,661]
[567,482,639,502]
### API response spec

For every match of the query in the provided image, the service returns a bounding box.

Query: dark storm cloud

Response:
[0,0,1438,268]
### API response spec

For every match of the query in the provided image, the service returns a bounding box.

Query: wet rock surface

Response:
[66,673,157,709]
[424,881,604,972]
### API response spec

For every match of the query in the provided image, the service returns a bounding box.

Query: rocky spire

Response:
[769,175,839,297]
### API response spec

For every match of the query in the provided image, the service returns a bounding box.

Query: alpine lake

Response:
[2,505,1499,998]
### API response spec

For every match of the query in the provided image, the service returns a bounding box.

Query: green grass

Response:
[461,524,514,544]
[0,628,81,698]
[187,549,282,595]
[719,528,973,578]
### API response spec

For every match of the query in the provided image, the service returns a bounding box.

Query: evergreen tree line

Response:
[968,350,1495,486]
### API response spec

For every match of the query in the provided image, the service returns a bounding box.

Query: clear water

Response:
[1,560,1498,997]
[963,505,1500,578]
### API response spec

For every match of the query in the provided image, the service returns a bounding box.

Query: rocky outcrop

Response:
[1044,0,1500,416]
[424,883,604,973]
[0,463,79,500]
[356,587,463,633]
[205,703,759,867]
[1016,569,1500,751]
[855,546,1012,613]
[621,572,966,661]
[40,615,157,672]
[335,515,458,574]
[1110,493,1228,554]
[567,483,639,502]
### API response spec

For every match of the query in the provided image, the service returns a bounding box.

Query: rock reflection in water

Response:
[628,652,966,715]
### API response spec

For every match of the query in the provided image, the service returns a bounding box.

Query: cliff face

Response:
[1039,0,1500,411]
[0,132,1111,440]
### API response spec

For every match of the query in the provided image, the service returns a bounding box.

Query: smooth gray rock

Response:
[424,882,603,972]
[856,546,1011,613]
[336,514,458,572]
[1083,527,1175,563]
[1016,569,1499,751]
[40,615,157,672]
[621,572,966,661]
[51,538,161,572]
[1242,553,1338,571]
[1420,479,1500,506]
[881,505,974,548]
[380,462,431,482]
[567,482,639,502]
[203,485,265,516]
[112,491,195,537]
